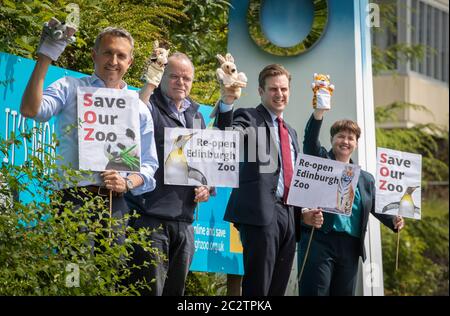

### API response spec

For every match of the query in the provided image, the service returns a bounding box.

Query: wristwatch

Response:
[125,177,134,192]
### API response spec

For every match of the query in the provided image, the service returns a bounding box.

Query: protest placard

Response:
[164,128,239,187]
[375,147,422,219]
[287,154,360,216]
[77,87,141,172]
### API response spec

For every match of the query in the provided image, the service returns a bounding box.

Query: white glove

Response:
[37,17,77,61]
[210,53,247,118]
[218,77,243,103]
[141,62,165,87]
[316,90,332,110]
[141,40,169,87]
[209,81,243,119]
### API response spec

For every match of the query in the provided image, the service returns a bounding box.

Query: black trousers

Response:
[238,201,296,296]
[127,214,194,296]
[298,229,360,296]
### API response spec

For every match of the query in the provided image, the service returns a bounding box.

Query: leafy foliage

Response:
[0,0,230,103]
[0,131,162,295]
[185,271,227,296]
[0,0,67,58]
[376,104,449,296]
[381,201,449,296]
[375,102,449,182]
[372,44,426,75]
[167,0,231,104]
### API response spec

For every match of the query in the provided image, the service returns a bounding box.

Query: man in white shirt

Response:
[20,24,158,220]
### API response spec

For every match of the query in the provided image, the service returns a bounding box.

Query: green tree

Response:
[380,200,449,296]
[0,0,230,102]
[1,0,69,57]
[166,0,231,104]
[184,271,227,296]
[375,102,449,183]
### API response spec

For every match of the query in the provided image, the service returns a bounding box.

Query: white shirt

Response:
[34,74,159,195]
[219,101,296,199]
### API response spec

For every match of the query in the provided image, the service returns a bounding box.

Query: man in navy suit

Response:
[214,64,323,296]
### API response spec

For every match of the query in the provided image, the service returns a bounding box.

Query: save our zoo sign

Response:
[77,87,141,172]
[375,147,422,220]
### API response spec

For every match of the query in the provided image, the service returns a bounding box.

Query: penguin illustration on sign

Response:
[382,186,420,218]
[165,133,208,186]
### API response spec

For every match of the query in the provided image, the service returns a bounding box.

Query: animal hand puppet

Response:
[141,40,170,86]
[37,17,77,61]
[311,73,335,110]
[216,53,247,88]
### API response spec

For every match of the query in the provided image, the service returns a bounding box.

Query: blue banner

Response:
[0,52,244,275]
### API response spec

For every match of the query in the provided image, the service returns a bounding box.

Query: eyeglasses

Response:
[168,74,193,83]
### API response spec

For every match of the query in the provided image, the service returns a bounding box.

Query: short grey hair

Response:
[167,52,195,76]
[94,27,134,55]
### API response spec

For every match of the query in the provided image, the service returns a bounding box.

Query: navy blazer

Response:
[216,104,300,226]
[303,114,397,261]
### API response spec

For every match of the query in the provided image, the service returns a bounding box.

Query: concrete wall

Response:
[373,73,449,130]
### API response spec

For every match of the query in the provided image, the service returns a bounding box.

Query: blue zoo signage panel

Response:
[0,52,244,275]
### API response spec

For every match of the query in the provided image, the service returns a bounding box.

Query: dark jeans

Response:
[127,214,194,296]
[238,201,296,296]
[298,229,360,296]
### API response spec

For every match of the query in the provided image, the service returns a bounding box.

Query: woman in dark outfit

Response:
[298,108,405,296]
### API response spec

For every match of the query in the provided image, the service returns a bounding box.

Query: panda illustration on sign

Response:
[104,128,140,171]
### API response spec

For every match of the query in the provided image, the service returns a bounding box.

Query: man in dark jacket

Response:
[214,64,323,296]
[125,52,211,296]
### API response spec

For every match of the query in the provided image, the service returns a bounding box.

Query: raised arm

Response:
[139,82,158,105]
[303,109,328,157]
[20,55,52,118]
[20,18,76,118]
[211,53,247,130]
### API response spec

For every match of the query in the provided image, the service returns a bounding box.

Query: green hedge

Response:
[382,196,449,296]
[0,133,161,295]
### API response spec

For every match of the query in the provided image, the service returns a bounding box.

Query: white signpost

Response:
[287,154,361,215]
[164,128,239,188]
[77,87,141,172]
[375,147,422,220]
